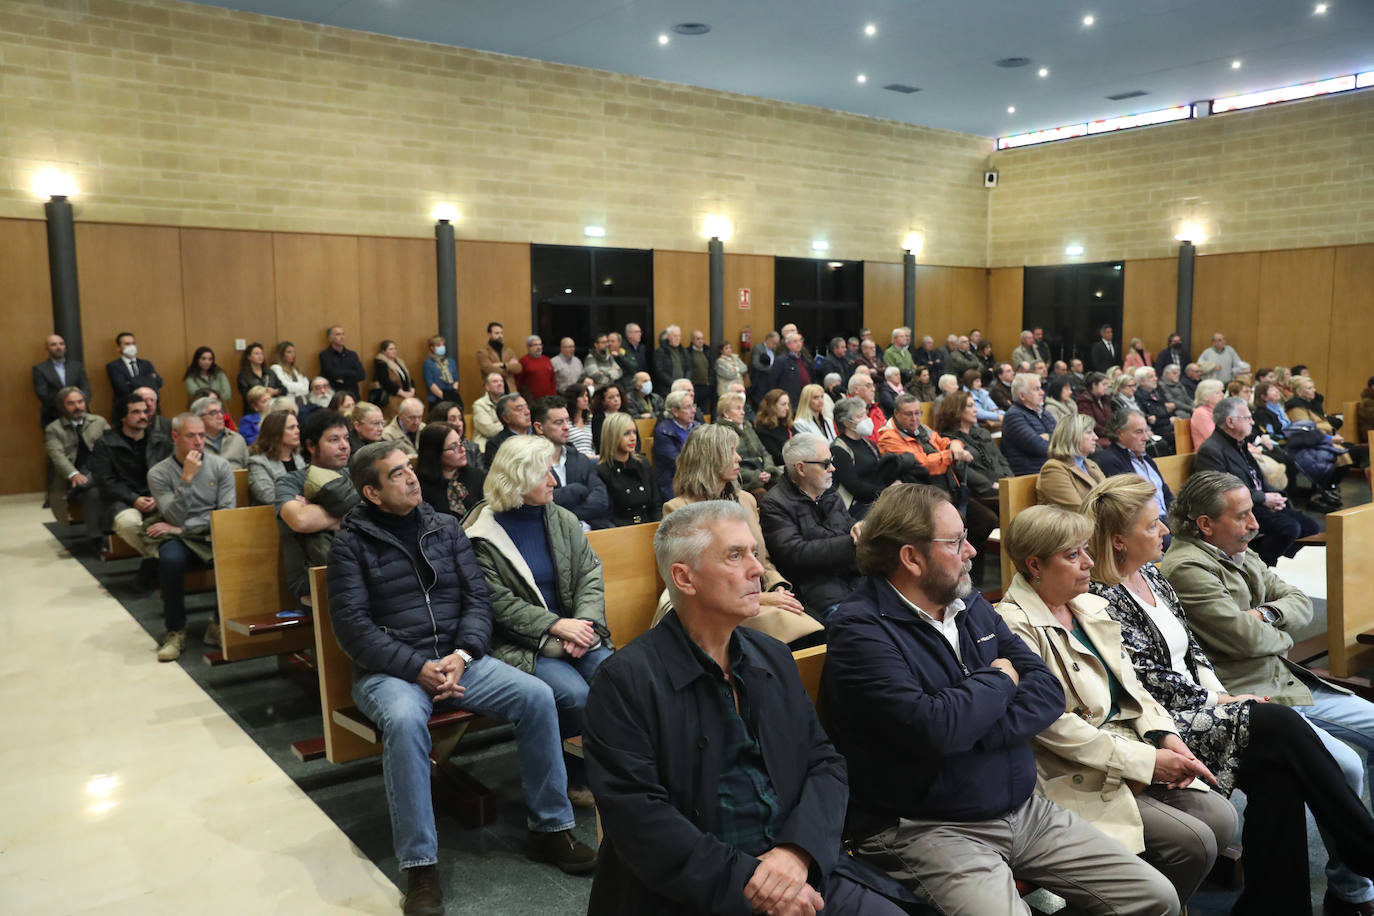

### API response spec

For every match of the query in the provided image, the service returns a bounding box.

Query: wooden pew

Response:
[1153,452,1194,498]
[792,645,826,706]
[587,522,662,648]
[208,504,314,662]
[232,467,249,506]
[920,402,932,427]
[1172,417,1192,455]
[1325,502,1374,682]
[998,474,1040,589]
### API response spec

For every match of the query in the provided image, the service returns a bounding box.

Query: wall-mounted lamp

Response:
[431,202,460,223]
[902,231,923,255]
[1065,244,1085,257]
[32,170,80,200]
[584,225,606,238]
[702,214,734,242]
[1174,221,1206,244]
[811,240,830,252]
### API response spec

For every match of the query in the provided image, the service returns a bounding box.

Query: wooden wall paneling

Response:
[272,233,362,386]
[1191,252,1260,368]
[1122,258,1179,354]
[723,253,774,361]
[180,228,278,414]
[986,267,1024,361]
[949,267,990,340]
[863,261,903,343]
[358,236,438,396]
[3,219,57,494]
[456,241,531,400]
[914,265,954,343]
[652,250,710,344]
[76,223,186,420]
[1256,248,1334,385]
[1327,245,1374,403]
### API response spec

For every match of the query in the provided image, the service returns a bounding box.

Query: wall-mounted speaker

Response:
[984,170,999,188]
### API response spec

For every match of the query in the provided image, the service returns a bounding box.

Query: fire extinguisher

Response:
[740,325,751,350]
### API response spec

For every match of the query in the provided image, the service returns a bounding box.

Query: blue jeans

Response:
[352,656,574,869]
[157,538,207,632]
[1301,683,1374,904]
[534,645,613,784]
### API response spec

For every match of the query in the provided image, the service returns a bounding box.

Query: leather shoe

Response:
[402,864,443,916]
[527,829,597,875]
[1324,892,1374,916]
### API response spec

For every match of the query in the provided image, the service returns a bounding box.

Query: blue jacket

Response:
[652,417,699,500]
[1001,403,1057,476]
[326,502,492,682]
[824,578,1064,833]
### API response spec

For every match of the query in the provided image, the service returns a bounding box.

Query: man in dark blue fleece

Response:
[327,441,594,916]
[824,484,1178,916]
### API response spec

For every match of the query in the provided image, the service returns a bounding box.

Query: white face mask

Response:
[122,344,138,360]
[855,417,875,438]
[434,345,446,357]
[640,381,652,395]
[586,386,595,400]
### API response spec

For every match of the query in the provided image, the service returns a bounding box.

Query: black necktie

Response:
[128,360,138,378]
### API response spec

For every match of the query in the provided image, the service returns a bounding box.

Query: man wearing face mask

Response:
[624,371,662,419]
[105,331,162,414]
[1153,333,1187,376]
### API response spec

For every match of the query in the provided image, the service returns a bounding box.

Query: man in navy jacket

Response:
[1001,372,1058,476]
[825,484,1178,915]
[328,441,594,915]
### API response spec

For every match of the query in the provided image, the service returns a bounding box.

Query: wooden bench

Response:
[587,522,662,648]
[232,467,249,506]
[792,645,826,706]
[1153,452,1194,498]
[1172,417,1192,455]
[1321,502,1374,685]
[207,504,314,663]
[998,474,1040,589]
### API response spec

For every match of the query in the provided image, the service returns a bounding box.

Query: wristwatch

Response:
[455,649,474,666]
[1257,607,1278,625]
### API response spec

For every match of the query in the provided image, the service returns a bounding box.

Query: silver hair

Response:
[891,326,911,343]
[525,334,540,346]
[670,378,693,393]
[884,365,902,381]
[1168,470,1248,540]
[832,396,865,430]
[1010,372,1040,400]
[1195,378,1224,403]
[483,436,555,511]
[781,432,828,479]
[170,411,199,433]
[664,324,681,335]
[189,396,219,417]
[847,373,872,394]
[654,500,754,603]
[1133,366,1155,383]
[1161,363,1181,380]
[1213,396,1247,427]
[823,372,842,388]
[938,373,958,392]
[664,389,692,411]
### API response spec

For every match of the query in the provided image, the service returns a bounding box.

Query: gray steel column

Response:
[708,237,724,351]
[902,251,917,330]
[435,220,458,350]
[1175,241,1196,356]
[44,196,83,363]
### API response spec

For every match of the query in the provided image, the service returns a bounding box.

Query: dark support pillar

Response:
[1175,241,1196,356]
[902,250,917,331]
[435,220,458,351]
[44,196,83,363]
[708,237,724,352]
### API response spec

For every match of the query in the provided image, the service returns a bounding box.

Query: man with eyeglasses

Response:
[191,395,249,469]
[758,432,863,624]
[1194,396,1320,566]
[825,483,1177,915]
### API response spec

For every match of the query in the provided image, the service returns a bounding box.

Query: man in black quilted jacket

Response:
[328,441,595,916]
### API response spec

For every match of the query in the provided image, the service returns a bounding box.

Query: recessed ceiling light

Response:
[1007,106,1016,114]
[1231,60,1242,69]
[827,261,844,268]
[857,74,867,84]
[1065,244,1085,256]
[864,23,876,37]
[812,240,830,252]
[658,34,669,45]
[1038,67,1049,77]
[563,288,572,294]
[1094,290,1104,298]
[1082,14,1095,26]
[1314,2,1327,12]
[584,225,605,237]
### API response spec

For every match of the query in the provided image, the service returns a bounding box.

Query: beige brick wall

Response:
[989,89,1374,266]
[0,0,993,265]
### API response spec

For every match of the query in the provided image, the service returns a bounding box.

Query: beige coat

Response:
[475,343,521,398]
[471,393,502,447]
[996,574,1180,853]
[1035,457,1106,509]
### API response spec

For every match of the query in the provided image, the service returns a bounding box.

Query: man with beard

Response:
[1153,333,1186,376]
[44,386,109,549]
[298,376,334,424]
[825,484,1173,915]
[476,321,522,396]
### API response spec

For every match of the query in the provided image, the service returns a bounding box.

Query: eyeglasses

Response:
[930,529,970,551]
[800,458,835,469]
[441,443,464,453]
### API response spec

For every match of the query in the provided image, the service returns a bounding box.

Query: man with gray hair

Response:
[584,500,904,915]
[550,337,584,390]
[1010,330,1038,371]
[147,411,236,661]
[483,393,531,467]
[913,334,943,376]
[1158,363,1194,418]
[847,371,886,443]
[1001,372,1057,476]
[882,326,914,381]
[652,324,687,394]
[1132,366,1175,453]
[818,336,852,389]
[383,396,426,454]
[329,441,594,914]
[191,395,249,469]
[1194,397,1319,565]
[759,433,864,621]
[1161,471,1374,916]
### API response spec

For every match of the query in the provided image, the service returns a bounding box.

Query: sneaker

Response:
[527,829,597,875]
[155,630,187,662]
[1323,892,1374,916]
[203,619,221,648]
[401,864,443,916]
[567,785,596,809]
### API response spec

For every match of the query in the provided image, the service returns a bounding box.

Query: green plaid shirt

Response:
[688,635,781,857]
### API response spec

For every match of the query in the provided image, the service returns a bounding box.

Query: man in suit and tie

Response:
[34,334,91,429]
[1087,323,1119,374]
[105,331,162,413]
[749,330,779,404]
[1093,408,1175,548]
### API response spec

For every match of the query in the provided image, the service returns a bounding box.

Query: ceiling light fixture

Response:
[1065,244,1085,256]
[1175,221,1207,244]
[658,34,669,45]
[1038,67,1049,77]
[1082,14,1095,26]
[1314,2,1327,12]
[32,169,80,198]
[701,214,734,241]
[1007,106,1016,114]
[857,74,867,84]
[584,225,606,238]
[430,202,459,222]
[811,240,830,252]
[864,23,876,37]
[671,22,711,35]
[1231,60,1242,69]
[902,232,923,255]
[827,261,844,268]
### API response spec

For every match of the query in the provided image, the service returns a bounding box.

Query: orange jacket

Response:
[875,418,957,476]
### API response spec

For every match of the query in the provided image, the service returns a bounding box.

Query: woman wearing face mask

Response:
[422,335,462,408]
[829,396,887,519]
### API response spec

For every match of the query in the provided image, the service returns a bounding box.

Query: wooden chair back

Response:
[1153,452,1195,499]
[1325,503,1374,679]
[792,645,827,707]
[308,566,381,763]
[587,522,662,648]
[920,402,932,427]
[209,505,310,661]
[998,474,1041,588]
[1172,417,1192,454]
[232,467,250,506]
[1339,401,1359,442]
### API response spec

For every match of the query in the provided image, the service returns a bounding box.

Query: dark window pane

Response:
[531,246,592,297]
[594,249,651,299]
[1022,261,1124,364]
[775,258,818,303]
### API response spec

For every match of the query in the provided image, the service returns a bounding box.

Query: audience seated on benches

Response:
[92,392,167,572]
[1001,373,1058,476]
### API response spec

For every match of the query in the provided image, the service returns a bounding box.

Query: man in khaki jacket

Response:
[1161,470,1374,916]
[44,386,109,549]
[475,321,521,396]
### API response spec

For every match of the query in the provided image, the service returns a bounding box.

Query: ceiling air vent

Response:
[883,83,921,94]
[1105,90,1149,101]
[995,57,1032,68]
[671,22,711,35]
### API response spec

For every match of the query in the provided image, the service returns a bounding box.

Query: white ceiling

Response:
[188,0,1374,138]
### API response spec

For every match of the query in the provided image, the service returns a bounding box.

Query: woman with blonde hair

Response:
[792,383,835,441]
[714,392,779,493]
[658,424,819,645]
[594,412,658,526]
[463,435,611,805]
[1122,337,1152,370]
[996,505,1236,907]
[237,385,274,446]
[270,340,309,406]
[1083,475,1374,913]
[1109,372,1139,414]
[1036,413,1105,509]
